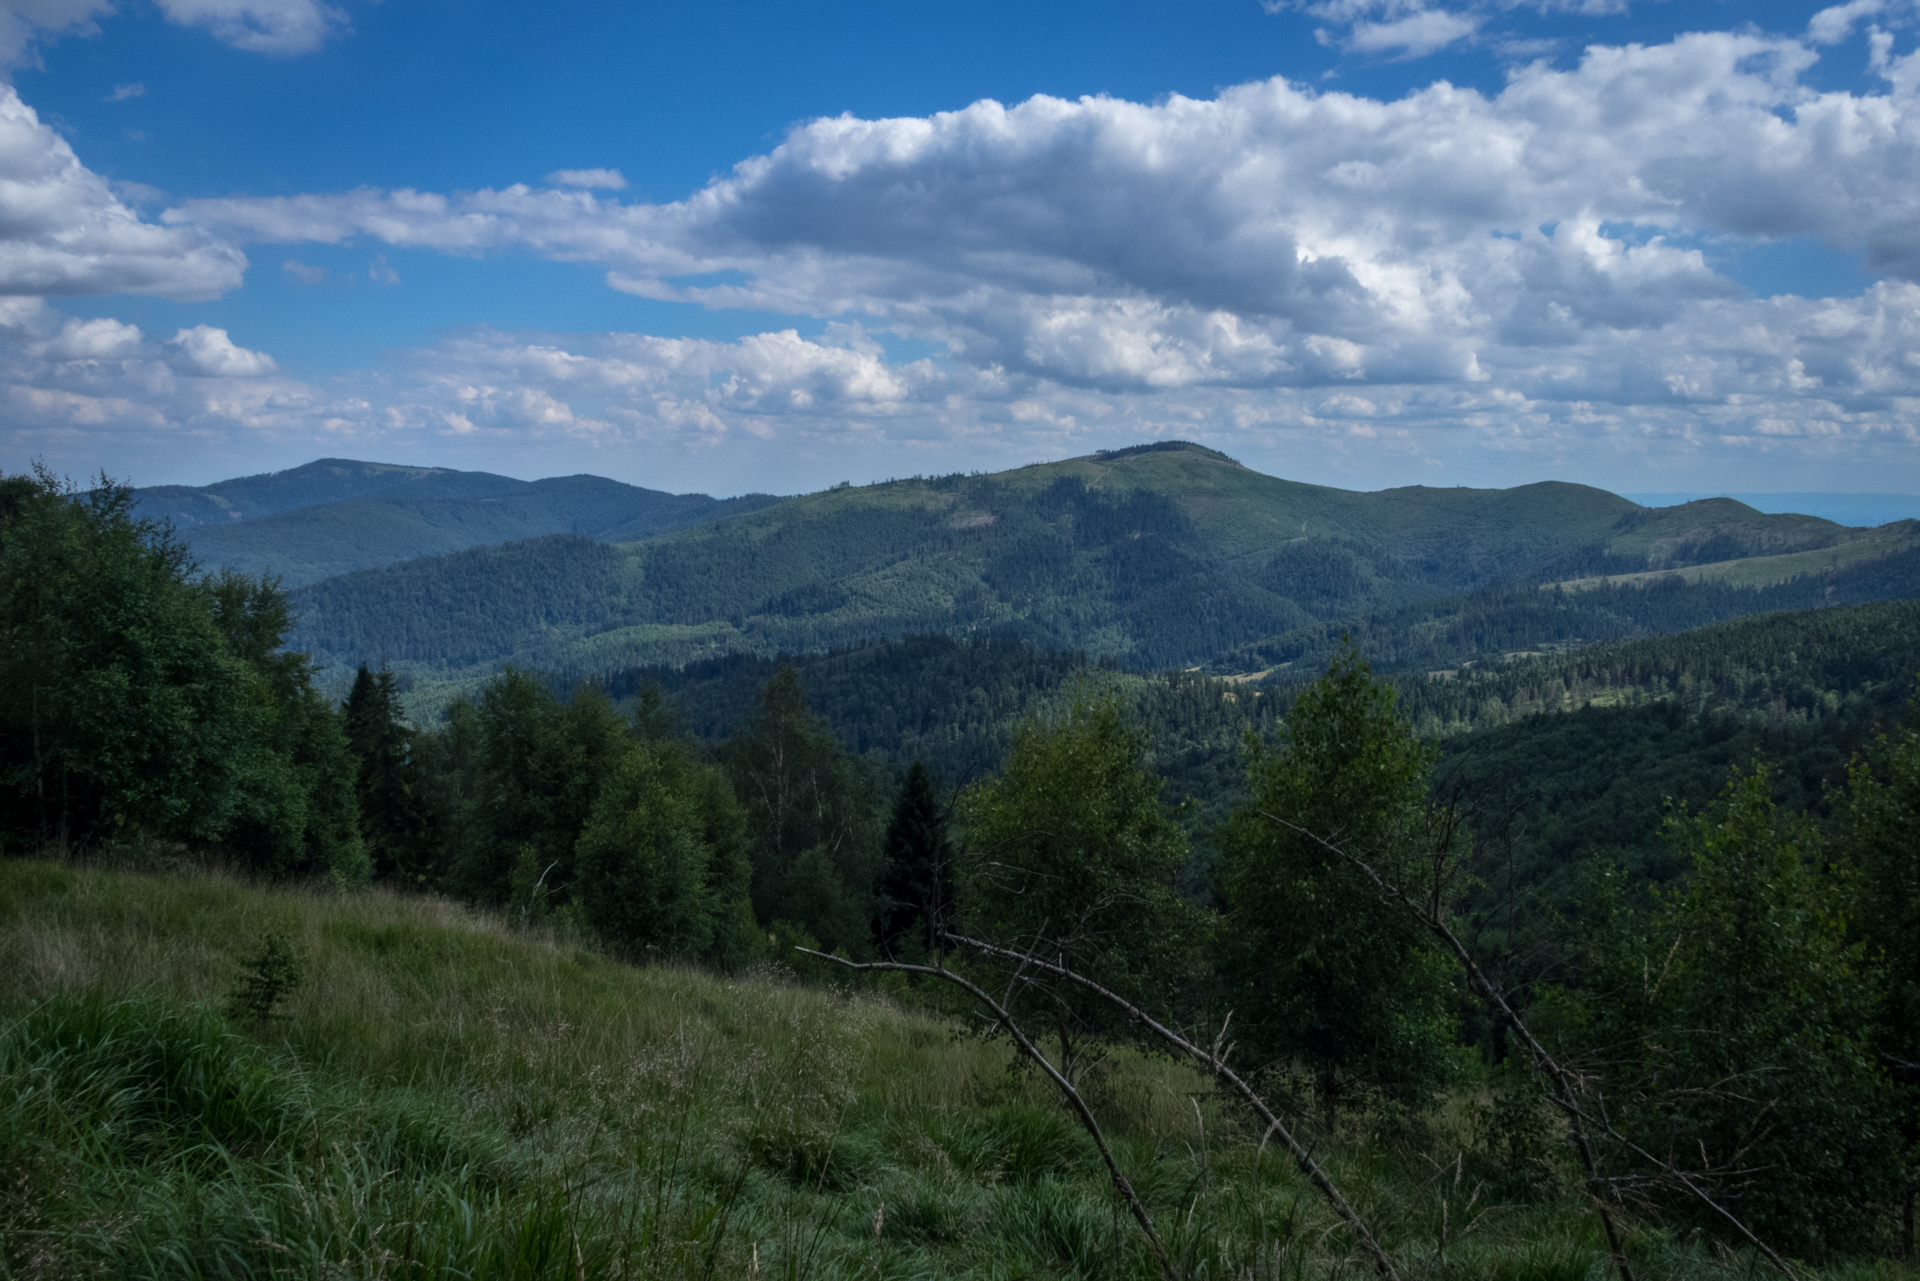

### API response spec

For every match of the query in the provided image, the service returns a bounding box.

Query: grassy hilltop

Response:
[6,857,1907,1280]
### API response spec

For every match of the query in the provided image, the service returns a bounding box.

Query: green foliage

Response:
[145,460,779,587]
[1215,544,1920,685]
[720,667,883,955]
[1840,707,1920,1237]
[0,467,247,851]
[1214,644,1458,1111]
[283,443,1882,688]
[17,856,1920,1276]
[958,697,1199,1064]
[877,761,955,959]
[573,741,756,966]
[224,932,305,1022]
[448,670,630,906]
[1394,597,1920,737]
[343,664,439,884]
[0,467,364,878]
[1548,768,1896,1259]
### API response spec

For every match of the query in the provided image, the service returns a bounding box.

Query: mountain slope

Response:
[135,459,780,587]
[285,442,1869,681]
[130,458,510,527]
[1393,596,1920,737]
[1206,530,1920,682]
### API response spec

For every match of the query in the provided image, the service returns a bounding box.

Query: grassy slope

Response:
[6,858,1904,1280]
[1552,520,1920,592]
[1207,541,1920,684]
[658,446,1638,575]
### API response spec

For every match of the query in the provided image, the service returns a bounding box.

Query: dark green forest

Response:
[9,462,1920,1277]
[279,443,1904,686]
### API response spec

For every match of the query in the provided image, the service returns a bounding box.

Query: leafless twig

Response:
[793,947,1180,1281]
[1261,811,1803,1281]
[944,931,1405,1280]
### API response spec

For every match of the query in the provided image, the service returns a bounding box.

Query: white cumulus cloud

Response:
[167,31,1920,396]
[0,0,345,65]
[19,26,1920,490]
[0,86,244,297]
[170,324,277,376]
[149,0,345,54]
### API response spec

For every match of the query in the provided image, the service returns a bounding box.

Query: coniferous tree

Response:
[876,761,954,959]
[342,664,436,884]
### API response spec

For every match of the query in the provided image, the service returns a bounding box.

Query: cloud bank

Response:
[172,30,1920,398]
[8,17,1920,489]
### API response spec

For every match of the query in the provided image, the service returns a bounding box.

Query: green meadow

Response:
[5,857,1910,1281]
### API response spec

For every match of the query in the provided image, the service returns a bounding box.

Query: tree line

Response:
[8,465,1920,1263]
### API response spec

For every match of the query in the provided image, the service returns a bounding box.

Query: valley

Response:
[10,448,1920,1277]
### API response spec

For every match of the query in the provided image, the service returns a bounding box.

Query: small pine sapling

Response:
[225,932,304,1022]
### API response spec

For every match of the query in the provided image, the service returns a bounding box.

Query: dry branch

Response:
[1261,810,1804,1281]
[792,947,1179,1281]
[944,930,1404,1280]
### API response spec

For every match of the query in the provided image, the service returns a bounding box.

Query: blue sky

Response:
[2,0,1918,496]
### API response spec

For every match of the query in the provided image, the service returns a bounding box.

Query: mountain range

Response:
[134,443,1920,702]
[131,458,780,587]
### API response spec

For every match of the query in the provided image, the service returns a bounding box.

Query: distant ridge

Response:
[133,459,780,588]
[1092,440,1242,465]
[1624,492,1920,528]
[280,443,1878,687]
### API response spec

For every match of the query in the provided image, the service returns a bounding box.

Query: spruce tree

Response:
[342,664,434,884]
[876,761,954,959]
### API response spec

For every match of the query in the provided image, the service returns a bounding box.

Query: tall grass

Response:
[2,857,1913,1279]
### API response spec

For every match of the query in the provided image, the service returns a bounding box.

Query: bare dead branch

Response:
[944,931,1404,1281]
[1260,810,1803,1281]
[792,947,1180,1281]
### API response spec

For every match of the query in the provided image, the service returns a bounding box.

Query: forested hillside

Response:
[13,459,1920,1274]
[133,457,778,587]
[1209,537,1920,681]
[573,600,1920,921]
[286,442,1878,683]
[594,635,1273,820]
[1395,596,1920,735]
